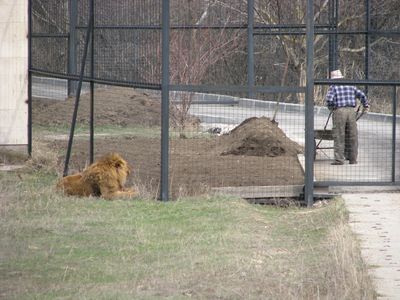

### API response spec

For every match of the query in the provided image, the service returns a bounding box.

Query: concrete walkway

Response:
[343,193,400,299]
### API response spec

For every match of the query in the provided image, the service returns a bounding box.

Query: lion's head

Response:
[95,152,131,185]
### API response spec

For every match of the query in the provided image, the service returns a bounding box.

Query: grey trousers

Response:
[332,107,358,163]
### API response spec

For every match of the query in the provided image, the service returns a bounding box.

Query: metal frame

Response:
[62,0,94,176]
[68,0,78,96]
[160,0,170,201]
[247,0,255,99]
[27,0,33,156]
[305,0,315,207]
[392,86,397,182]
[27,0,400,204]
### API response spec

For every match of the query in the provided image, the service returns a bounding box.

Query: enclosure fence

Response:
[29,0,400,204]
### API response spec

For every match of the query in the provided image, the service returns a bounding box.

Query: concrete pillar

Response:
[0,0,28,145]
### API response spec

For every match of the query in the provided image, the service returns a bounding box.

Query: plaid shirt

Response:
[326,85,369,109]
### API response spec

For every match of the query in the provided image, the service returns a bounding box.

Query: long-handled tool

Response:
[355,105,367,121]
[324,111,333,130]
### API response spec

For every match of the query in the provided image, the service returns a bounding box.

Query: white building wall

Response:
[0,0,28,145]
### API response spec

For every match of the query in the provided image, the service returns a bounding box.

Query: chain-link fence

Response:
[29,0,400,203]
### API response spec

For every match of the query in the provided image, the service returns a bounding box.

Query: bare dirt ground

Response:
[29,86,304,197]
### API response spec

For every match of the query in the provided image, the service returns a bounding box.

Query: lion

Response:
[57,152,137,200]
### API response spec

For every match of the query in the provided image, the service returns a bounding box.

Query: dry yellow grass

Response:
[0,166,376,299]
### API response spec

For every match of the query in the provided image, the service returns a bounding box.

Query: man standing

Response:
[325,70,370,165]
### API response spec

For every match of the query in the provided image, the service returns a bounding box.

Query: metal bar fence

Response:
[28,0,33,156]
[392,86,397,183]
[161,0,170,201]
[89,0,94,163]
[68,0,78,96]
[247,0,255,99]
[28,0,400,203]
[63,0,94,176]
[305,0,315,206]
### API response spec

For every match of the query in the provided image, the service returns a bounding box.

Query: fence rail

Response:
[29,0,400,204]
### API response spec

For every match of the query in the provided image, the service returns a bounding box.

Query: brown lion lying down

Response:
[57,152,137,200]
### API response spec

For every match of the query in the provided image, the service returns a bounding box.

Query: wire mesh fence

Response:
[29,0,400,201]
[314,85,400,184]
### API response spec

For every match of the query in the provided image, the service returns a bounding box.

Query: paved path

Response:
[190,103,400,183]
[343,193,400,299]
[33,81,399,182]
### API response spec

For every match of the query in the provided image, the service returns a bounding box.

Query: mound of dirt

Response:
[33,87,305,195]
[221,117,303,157]
[33,86,199,128]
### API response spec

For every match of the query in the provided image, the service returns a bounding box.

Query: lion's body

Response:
[57,153,137,199]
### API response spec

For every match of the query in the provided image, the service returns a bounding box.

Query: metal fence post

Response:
[28,0,32,156]
[63,0,94,176]
[89,0,95,164]
[328,0,338,72]
[365,0,370,95]
[68,0,78,96]
[305,0,315,206]
[247,0,255,99]
[392,86,397,182]
[160,0,170,201]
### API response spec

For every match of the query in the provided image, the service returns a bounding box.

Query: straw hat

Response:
[330,69,344,79]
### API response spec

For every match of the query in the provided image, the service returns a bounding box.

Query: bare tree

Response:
[31,0,400,113]
[139,0,243,134]
[251,0,331,103]
[250,0,400,106]
[170,30,242,131]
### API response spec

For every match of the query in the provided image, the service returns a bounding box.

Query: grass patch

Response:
[34,125,161,139]
[33,125,213,140]
[0,171,376,299]
[0,149,30,165]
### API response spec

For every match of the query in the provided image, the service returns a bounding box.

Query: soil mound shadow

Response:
[221,117,303,157]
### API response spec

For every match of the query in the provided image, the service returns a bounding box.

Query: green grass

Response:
[33,124,162,139]
[33,125,213,140]
[0,171,376,299]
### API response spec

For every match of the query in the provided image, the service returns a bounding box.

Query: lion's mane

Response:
[57,152,137,199]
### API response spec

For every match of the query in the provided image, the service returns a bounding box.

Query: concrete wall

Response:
[0,0,28,145]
